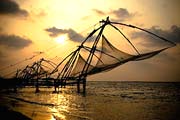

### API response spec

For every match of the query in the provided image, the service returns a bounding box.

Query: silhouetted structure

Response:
[1,17,176,93]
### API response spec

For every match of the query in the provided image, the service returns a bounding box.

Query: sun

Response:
[55,35,66,44]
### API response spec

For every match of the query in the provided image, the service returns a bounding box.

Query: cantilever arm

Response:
[109,23,140,55]
[109,21,176,46]
[81,24,104,45]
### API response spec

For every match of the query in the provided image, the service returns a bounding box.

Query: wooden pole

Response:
[83,78,86,94]
[77,78,80,93]
[53,79,57,93]
[35,78,40,93]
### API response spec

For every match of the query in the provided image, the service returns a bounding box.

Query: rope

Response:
[110,21,176,47]
[0,22,99,74]
[110,23,140,55]
[0,53,43,72]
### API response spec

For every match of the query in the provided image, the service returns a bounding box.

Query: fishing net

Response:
[87,35,167,75]
[70,54,94,77]
[57,18,173,79]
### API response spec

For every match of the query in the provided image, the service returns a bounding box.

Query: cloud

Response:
[45,27,85,42]
[0,34,32,49]
[0,0,28,17]
[111,8,135,21]
[45,27,68,37]
[92,8,136,22]
[92,9,105,16]
[130,25,180,47]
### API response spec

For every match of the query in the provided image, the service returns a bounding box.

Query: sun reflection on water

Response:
[50,107,66,120]
[6,87,88,120]
[47,92,71,120]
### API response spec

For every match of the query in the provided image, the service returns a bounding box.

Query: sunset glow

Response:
[0,0,179,81]
[0,1,179,120]
[55,35,67,44]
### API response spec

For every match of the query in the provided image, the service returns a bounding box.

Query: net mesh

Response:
[87,35,167,75]
[96,35,133,67]
[66,35,168,78]
[70,54,94,77]
[133,48,167,61]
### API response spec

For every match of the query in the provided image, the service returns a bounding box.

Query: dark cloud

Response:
[111,8,135,21]
[0,0,28,17]
[92,9,105,15]
[45,27,68,37]
[92,8,136,22]
[67,29,85,42]
[45,27,85,42]
[0,34,32,49]
[130,25,180,47]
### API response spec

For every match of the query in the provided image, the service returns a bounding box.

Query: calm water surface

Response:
[0,81,180,120]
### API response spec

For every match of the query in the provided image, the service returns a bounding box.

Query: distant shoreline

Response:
[88,80,180,83]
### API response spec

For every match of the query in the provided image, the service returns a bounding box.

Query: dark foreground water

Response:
[0,81,180,120]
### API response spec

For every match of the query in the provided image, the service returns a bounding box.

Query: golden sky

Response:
[0,0,180,81]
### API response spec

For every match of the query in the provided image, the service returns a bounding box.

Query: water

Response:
[0,81,180,120]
